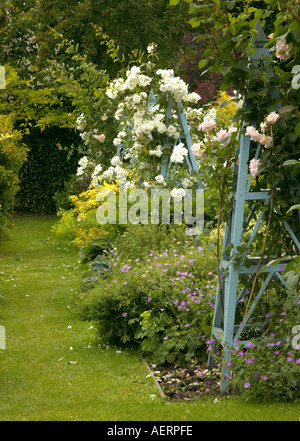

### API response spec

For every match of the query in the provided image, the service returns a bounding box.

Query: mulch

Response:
[144,360,230,401]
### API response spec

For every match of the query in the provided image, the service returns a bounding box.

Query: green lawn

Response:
[0,216,299,421]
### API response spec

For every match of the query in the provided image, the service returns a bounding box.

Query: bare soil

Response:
[149,363,230,401]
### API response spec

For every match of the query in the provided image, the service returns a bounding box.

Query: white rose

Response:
[111,156,123,166]
[155,175,165,185]
[170,188,186,201]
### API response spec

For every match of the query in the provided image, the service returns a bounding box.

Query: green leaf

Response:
[198,58,209,70]
[226,1,236,10]
[287,204,300,214]
[189,3,200,14]
[170,0,180,5]
[295,120,300,136]
[283,159,300,167]
[189,17,201,28]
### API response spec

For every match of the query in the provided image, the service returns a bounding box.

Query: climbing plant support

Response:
[210,22,300,392]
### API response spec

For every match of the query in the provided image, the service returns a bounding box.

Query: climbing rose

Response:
[191,143,206,158]
[246,126,261,143]
[266,112,279,125]
[249,158,260,177]
[199,120,216,132]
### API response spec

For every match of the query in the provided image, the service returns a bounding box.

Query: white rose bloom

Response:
[170,188,186,200]
[118,131,126,138]
[166,125,177,136]
[102,168,114,181]
[78,156,89,167]
[111,156,123,167]
[113,138,122,146]
[182,178,192,189]
[138,74,152,88]
[155,175,165,185]
[156,122,167,134]
[93,164,103,174]
[125,77,138,90]
[132,94,141,104]
[130,66,141,74]
[76,166,85,176]
[170,143,188,163]
[184,92,200,103]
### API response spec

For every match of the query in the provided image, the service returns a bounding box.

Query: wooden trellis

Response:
[116,89,203,188]
[209,21,300,392]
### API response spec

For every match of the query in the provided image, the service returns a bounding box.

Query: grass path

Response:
[0,217,299,421]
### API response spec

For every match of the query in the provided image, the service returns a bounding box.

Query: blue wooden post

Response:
[210,21,300,393]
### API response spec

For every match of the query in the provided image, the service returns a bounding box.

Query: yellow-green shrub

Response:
[0,114,27,240]
[52,182,119,247]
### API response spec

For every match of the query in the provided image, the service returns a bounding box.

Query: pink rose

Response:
[216,129,229,139]
[93,134,106,142]
[191,143,206,158]
[216,129,230,145]
[200,120,216,132]
[249,158,260,177]
[266,111,279,125]
[259,135,273,149]
[246,126,261,143]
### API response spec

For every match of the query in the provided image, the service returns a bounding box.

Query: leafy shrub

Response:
[15,126,81,214]
[0,114,27,240]
[76,225,217,365]
[52,180,122,247]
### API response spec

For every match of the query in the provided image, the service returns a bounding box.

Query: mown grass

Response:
[0,216,299,421]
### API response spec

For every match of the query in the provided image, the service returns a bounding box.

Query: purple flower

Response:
[163,336,168,340]
[185,323,189,327]
[122,312,127,317]
[295,359,300,364]
[147,297,152,303]
[287,357,293,362]
[244,382,251,388]
[261,375,268,381]
[246,342,256,348]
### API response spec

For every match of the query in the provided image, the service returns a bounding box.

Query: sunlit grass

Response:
[0,217,298,421]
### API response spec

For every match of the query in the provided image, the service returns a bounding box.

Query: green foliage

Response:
[43,34,118,166]
[171,0,300,124]
[0,113,27,240]
[14,126,81,214]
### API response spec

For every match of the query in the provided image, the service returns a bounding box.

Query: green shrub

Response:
[15,126,81,214]
[0,114,27,240]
